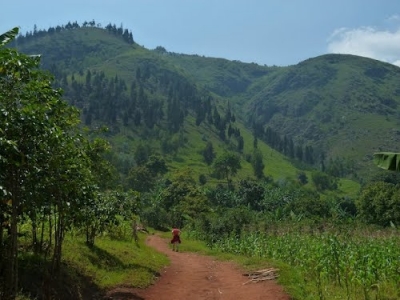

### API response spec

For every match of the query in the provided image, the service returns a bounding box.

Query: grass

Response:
[16,229,169,299]
[62,232,169,289]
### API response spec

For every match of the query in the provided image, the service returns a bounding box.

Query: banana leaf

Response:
[373,152,400,171]
[0,27,19,46]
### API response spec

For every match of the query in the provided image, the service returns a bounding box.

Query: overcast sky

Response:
[1,0,400,66]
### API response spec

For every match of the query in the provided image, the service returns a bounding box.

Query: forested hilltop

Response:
[2,23,400,300]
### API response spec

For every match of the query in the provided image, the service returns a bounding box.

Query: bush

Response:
[199,174,207,185]
[311,170,338,191]
[141,206,170,231]
[356,181,400,226]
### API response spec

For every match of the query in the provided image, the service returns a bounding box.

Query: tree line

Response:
[12,20,134,47]
[252,121,355,178]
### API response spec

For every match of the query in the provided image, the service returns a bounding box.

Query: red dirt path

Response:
[105,235,291,300]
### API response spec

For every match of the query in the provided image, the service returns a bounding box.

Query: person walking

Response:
[171,227,181,252]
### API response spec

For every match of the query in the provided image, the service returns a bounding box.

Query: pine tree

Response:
[202,142,215,165]
[252,149,265,179]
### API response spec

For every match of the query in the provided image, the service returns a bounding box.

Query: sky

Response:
[2,0,400,66]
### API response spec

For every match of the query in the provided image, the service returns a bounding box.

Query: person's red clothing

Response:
[171,235,181,244]
[171,228,181,244]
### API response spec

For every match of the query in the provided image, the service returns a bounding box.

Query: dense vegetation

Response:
[0,27,140,300]
[1,22,400,300]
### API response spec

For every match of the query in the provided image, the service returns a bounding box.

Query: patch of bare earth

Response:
[105,235,291,300]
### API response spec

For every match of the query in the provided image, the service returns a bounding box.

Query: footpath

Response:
[105,235,290,300]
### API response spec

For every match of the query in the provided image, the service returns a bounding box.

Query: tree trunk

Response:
[39,210,45,254]
[4,170,19,300]
[0,215,4,264]
[31,211,38,253]
[52,194,65,273]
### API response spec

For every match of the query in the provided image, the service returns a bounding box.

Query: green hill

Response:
[242,54,400,179]
[11,27,287,174]
[163,51,400,181]
[17,24,400,194]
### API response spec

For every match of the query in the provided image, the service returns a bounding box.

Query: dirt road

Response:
[105,235,290,300]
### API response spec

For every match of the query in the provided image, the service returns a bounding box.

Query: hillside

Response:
[11,23,395,188]
[10,25,313,188]
[163,51,400,180]
[243,54,400,179]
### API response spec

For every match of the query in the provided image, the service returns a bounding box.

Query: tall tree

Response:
[202,141,216,166]
[0,27,109,298]
[213,152,241,187]
[252,149,265,179]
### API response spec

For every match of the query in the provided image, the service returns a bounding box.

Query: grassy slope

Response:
[62,233,168,289]
[16,229,168,300]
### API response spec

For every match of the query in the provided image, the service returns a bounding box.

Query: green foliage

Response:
[311,170,338,191]
[82,190,140,245]
[145,155,168,176]
[0,26,134,298]
[126,165,155,192]
[251,149,265,179]
[153,169,210,228]
[356,182,400,226]
[134,143,151,166]
[285,196,331,219]
[198,174,207,185]
[191,206,254,243]
[236,179,265,211]
[297,171,308,185]
[213,152,241,185]
[374,152,400,171]
[202,141,215,165]
[369,170,400,184]
[0,27,19,46]
[206,185,241,208]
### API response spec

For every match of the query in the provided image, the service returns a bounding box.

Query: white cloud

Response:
[327,26,400,67]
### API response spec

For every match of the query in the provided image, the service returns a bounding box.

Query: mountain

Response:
[242,54,400,180]
[162,52,400,181]
[11,23,398,189]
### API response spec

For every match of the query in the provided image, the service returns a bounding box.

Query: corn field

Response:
[206,227,400,300]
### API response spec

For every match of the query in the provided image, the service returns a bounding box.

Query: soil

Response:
[104,235,291,300]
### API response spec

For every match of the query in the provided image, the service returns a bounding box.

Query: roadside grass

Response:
[16,229,169,299]
[62,231,169,289]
